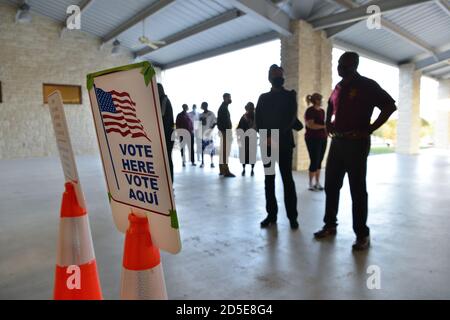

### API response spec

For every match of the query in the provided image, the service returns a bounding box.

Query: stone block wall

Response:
[0,3,132,159]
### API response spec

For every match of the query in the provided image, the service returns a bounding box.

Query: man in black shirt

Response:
[256,65,299,230]
[217,93,236,178]
[314,52,397,250]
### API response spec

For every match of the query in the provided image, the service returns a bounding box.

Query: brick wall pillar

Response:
[0,3,132,159]
[281,20,332,171]
[396,63,421,154]
[434,79,450,149]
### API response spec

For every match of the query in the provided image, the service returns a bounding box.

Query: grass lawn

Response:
[370,146,395,155]
[370,145,433,155]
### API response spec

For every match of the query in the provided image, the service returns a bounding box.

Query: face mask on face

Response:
[338,64,355,78]
[271,77,284,88]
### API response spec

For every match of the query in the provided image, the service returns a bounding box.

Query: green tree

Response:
[372,119,397,141]
[372,118,433,142]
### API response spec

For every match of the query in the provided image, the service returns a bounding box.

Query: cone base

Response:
[54,260,103,300]
[120,264,167,300]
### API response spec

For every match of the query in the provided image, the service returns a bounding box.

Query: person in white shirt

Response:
[199,102,217,168]
[188,104,202,162]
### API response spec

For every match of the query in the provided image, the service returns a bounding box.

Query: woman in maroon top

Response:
[304,93,327,191]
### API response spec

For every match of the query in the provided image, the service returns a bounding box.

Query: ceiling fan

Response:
[273,0,315,19]
[136,18,165,50]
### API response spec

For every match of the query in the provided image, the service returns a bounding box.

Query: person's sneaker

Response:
[200,163,204,168]
[314,183,324,191]
[251,170,254,176]
[314,226,337,239]
[308,185,316,191]
[352,236,370,251]
[260,217,277,228]
[211,163,215,168]
[182,161,186,167]
[192,163,197,166]
[290,220,299,230]
[241,170,245,176]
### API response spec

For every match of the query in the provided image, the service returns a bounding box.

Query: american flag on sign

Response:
[95,88,150,141]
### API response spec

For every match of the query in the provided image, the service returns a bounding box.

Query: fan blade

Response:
[146,42,159,50]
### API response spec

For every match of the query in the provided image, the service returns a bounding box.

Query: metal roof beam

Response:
[322,0,437,57]
[331,0,358,8]
[435,0,450,17]
[333,38,397,66]
[428,65,450,77]
[102,0,175,44]
[325,22,357,38]
[421,61,450,72]
[380,19,436,56]
[157,31,279,70]
[323,0,378,38]
[415,49,450,70]
[136,9,244,57]
[311,0,432,30]
[226,0,292,36]
[79,0,94,13]
[430,66,450,79]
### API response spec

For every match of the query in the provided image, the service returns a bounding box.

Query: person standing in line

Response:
[157,83,175,183]
[217,93,236,178]
[313,52,397,251]
[188,104,202,162]
[304,93,327,191]
[255,64,299,230]
[176,104,196,167]
[237,102,257,176]
[199,102,217,168]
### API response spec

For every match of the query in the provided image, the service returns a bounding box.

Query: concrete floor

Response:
[0,149,449,300]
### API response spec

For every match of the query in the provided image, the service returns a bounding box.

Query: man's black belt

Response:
[332,131,369,139]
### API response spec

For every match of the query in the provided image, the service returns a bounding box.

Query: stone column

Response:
[154,66,163,83]
[396,63,421,154]
[434,79,450,149]
[281,20,332,171]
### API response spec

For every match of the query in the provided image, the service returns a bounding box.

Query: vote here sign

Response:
[48,90,86,210]
[87,62,181,254]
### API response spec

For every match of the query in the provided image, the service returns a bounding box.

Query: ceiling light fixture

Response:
[111,39,121,56]
[15,2,32,23]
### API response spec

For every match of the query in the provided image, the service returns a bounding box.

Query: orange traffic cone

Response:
[120,213,168,300]
[53,182,103,300]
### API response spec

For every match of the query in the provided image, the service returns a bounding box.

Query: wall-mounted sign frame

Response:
[43,83,82,104]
